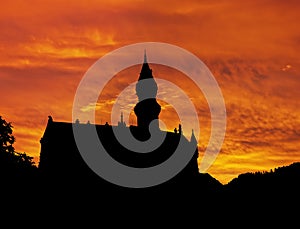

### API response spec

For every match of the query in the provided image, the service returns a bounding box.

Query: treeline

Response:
[224,162,300,195]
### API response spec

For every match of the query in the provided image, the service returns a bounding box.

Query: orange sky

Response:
[1,0,300,184]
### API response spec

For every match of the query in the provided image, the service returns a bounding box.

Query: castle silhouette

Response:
[2,53,299,217]
[38,52,222,194]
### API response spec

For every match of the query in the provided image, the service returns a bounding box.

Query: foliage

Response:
[0,115,15,154]
[0,116,36,178]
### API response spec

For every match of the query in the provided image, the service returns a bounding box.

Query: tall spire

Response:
[136,50,158,100]
[139,50,153,80]
[144,49,147,63]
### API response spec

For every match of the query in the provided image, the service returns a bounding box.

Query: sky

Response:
[1,0,300,184]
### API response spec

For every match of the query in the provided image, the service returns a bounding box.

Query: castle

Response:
[38,52,208,192]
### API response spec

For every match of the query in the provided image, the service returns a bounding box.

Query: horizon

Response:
[1,0,300,185]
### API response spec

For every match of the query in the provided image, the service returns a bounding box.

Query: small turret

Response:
[118,112,126,127]
[190,129,197,146]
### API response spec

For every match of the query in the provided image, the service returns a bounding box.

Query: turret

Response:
[134,51,161,131]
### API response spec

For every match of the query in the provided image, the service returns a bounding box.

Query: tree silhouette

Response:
[0,116,37,181]
[0,115,15,155]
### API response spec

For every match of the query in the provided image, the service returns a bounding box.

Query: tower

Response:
[134,50,161,132]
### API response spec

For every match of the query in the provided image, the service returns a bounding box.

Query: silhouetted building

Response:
[38,52,207,191]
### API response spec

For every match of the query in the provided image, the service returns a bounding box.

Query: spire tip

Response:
[144,49,147,63]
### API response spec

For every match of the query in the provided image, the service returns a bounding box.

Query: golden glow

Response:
[1,0,300,183]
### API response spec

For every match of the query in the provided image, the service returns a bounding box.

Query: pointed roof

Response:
[138,49,153,80]
[190,129,198,146]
